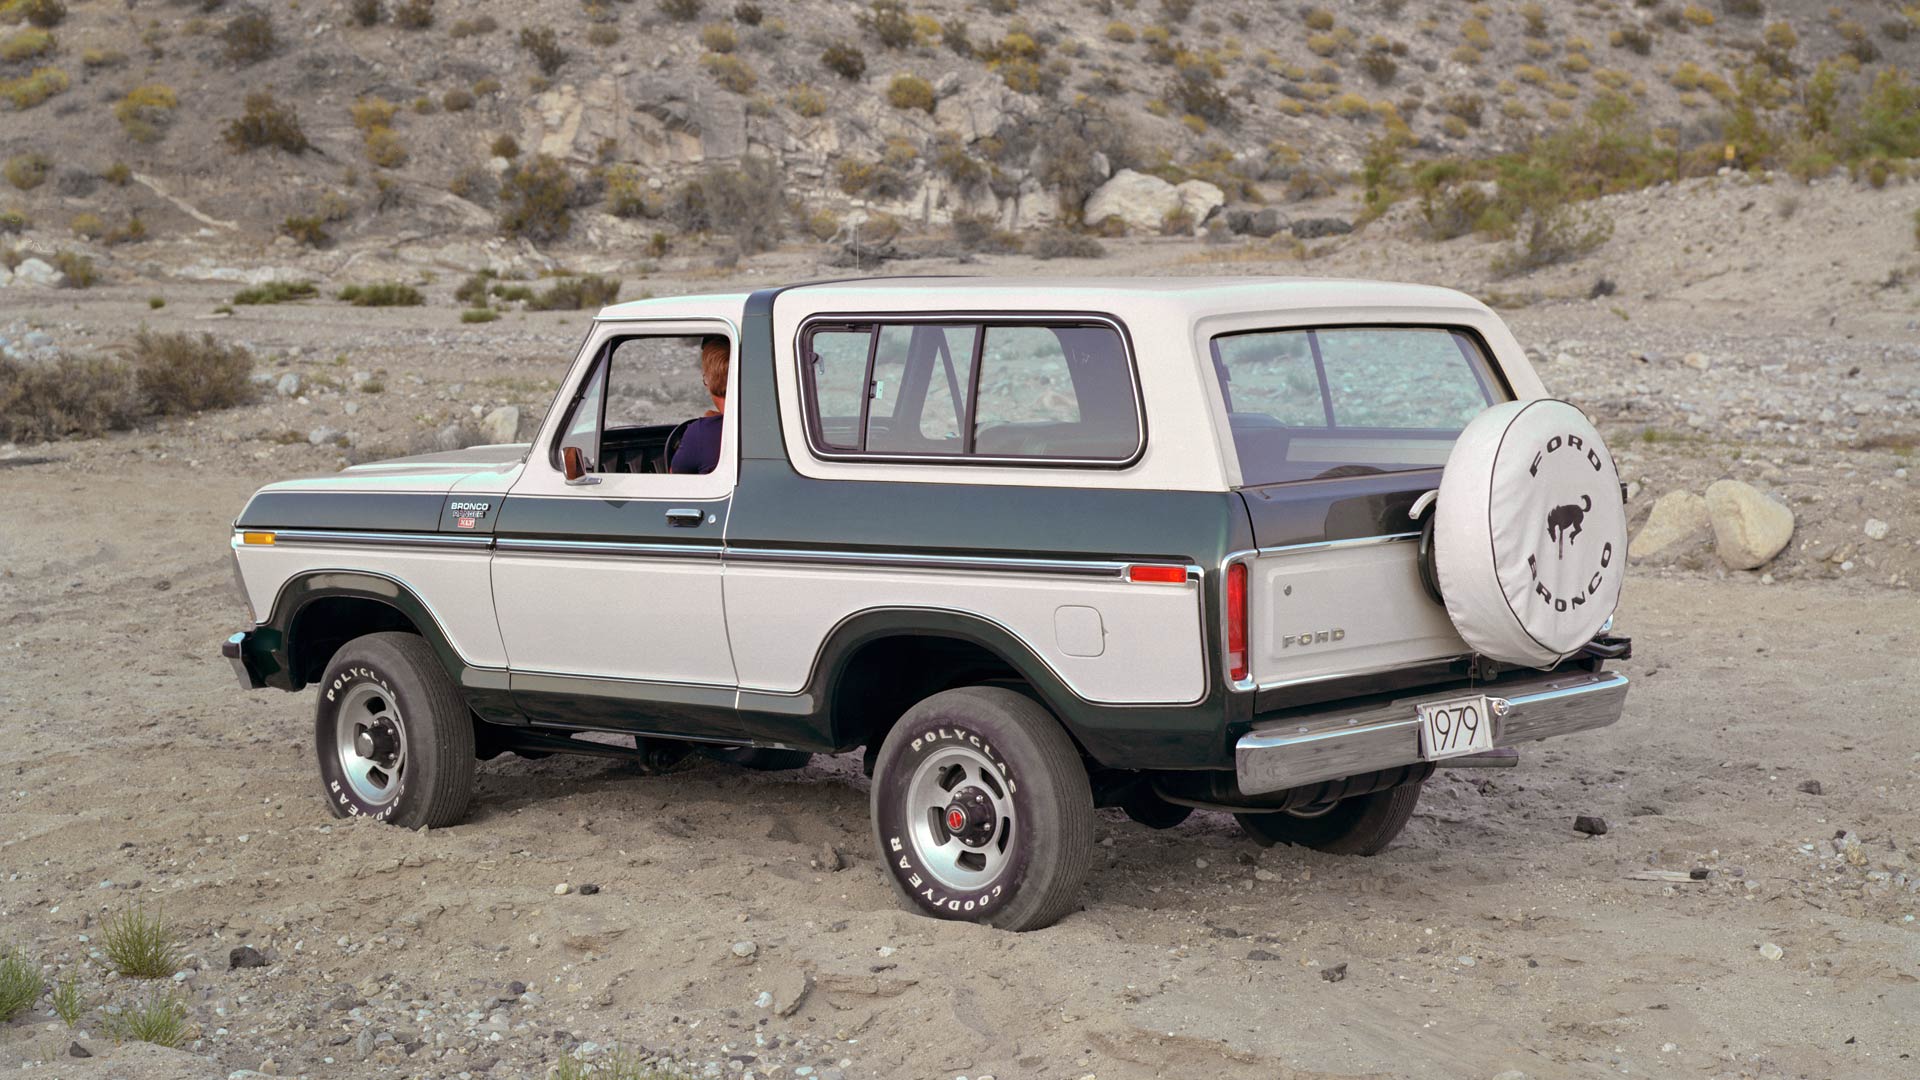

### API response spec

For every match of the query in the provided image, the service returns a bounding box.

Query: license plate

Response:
[1418,695,1495,761]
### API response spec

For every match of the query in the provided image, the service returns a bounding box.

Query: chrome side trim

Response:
[724,546,1141,579]
[1255,531,1420,557]
[1235,670,1628,795]
[493,537,723,560]
[268,529,494,551]
[510,669,735,706]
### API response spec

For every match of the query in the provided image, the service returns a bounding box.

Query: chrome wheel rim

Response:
[903,743,1017,893]
[333,682,408,806]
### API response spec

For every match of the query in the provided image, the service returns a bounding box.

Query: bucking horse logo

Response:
[1545,494,1591,558]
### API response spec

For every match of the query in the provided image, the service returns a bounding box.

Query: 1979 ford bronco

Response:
[223,277,1632,931]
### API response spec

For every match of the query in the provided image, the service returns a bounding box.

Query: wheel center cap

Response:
[355,723,399,764]
[944,786,996,848]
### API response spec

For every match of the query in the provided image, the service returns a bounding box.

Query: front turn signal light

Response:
[241,531,276,545]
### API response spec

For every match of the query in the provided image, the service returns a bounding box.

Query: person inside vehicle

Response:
[669,336,728,474]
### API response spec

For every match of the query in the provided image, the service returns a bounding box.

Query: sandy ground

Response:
[4,177,1920,1078]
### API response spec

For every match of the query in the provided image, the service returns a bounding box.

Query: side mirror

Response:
[561,445,599,485]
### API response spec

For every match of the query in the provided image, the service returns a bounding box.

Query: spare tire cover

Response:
[1434,399,1626,668]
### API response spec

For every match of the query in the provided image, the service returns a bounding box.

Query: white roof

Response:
[596,276,1489,322]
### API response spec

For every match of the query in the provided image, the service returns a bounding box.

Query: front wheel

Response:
[1235,780,1423,855]
[869,687,1093,932]
[314,632,475,828]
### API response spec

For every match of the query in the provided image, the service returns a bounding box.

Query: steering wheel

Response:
[659,419,695,474]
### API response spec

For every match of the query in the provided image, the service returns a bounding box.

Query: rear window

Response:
[800,318,1140,463]
[1210,326,1499,485]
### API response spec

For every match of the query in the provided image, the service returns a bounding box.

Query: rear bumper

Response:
[221,631,272,690]
[1235,669,1629,796]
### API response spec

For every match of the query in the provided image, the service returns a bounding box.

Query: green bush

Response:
[393,0,433,29]
[49,975,82,1027]
[603,164,653,218]
[0,953,42,1022]
[528,274,621,310]
[13,0,65,28]
[223,92,310,153]
[281,215,330,247]
[0,28,56,62]
[1,65,69,109]
[858,0,913,49]
[460,307,498,323]
[114,84,178,143]
[702,52,755,92]
[110,990,188,1048]
[127,330,256,415]
[491,133,521,159]
[821,42,866,80]
[221,9,276,64]
[660,0,702,20]
[232,280,317,305]
[886,73,935,112]
[498,154,574,241]
[519,26,565,75]
[4,151,50,191]
[50,249,94,287]
[101,907,180,979]
[338,282,425,307]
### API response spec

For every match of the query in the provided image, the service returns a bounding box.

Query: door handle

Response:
[665,508,704,527]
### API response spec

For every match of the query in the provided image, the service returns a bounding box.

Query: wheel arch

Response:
[262,570,478,693]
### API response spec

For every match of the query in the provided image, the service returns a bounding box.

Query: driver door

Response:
[492,320,742,740]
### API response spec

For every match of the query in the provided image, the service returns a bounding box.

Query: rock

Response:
[480,405,521,445]
[1491,1072,1529,1080]
[1573,815,1609,836]
[308,427,341,446]
[1173,179,1225,229]
[11,258,65,288]
[1704,479,1794,570]
[812,843,846,872]
[1630,490,1711,558]
[1456,955,1476,967]
[1245,949,1280,961]
[229,945,268,969]
[1758,942,1784,961]
[69,1042,92,1059]
[1682,351,1712,371]
[554,883,570,896]
[731,940,757,959]
[575,883,600,895]
[1290,216,1353,238]
[1798,779,1824,795]
[1320,962,1348,983]
[771,968,812,1017]
[1083,169,1182,233]
[1863,518,1889,541]
[276,373,301,397]
[355,1027,376,1059]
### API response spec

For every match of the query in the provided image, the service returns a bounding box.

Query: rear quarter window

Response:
[1211,326,1501,485]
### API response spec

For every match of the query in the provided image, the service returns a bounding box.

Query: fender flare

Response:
[259,569,501,696]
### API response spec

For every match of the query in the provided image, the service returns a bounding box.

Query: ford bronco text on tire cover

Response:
[222,278,1632,931]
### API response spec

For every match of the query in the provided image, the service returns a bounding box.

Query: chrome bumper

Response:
[222,631,267,690]
[1235,670,1629,796]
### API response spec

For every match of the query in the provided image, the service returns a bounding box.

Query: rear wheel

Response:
[1235,780,1423,855]
[314,632,475,828]
[869,687,1093,932]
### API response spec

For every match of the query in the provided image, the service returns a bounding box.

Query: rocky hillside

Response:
[2,0,1918,281]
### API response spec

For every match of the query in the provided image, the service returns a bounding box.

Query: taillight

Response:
[1226,561,1248,683]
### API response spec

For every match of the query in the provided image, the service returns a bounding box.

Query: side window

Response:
[553,334,731,475]
[800,319,1138,463]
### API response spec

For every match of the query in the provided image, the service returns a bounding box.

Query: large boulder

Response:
[1083,169,1181,233]
[1174,179,1225,228]
[1629,490,1711,559]
[1704,479,1794,570]
[10,257,64,288]
[480,406,522,445]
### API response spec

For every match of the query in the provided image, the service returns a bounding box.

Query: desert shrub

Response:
[1722,0,1762,15]
[985,0,1015,12]
[660,0,702,21]
[857,0,913,48]
[4,151,50,190]
[1032,230,1105,259]
[499,153,573,241]
[223,92,309,153]
[0,953,41,1022]
[1167,70,1231,125]
[103,214,147,246]
[281,214,329,246]
[821,41,866,80]
[1845,70,1920,162]
[128,329,255,414]
[102,907,180,979]
[602,164,652,217]
[1411,160,1486,239]
[491,132,520,159]
[449,15,496,37]
[363,125,406,168]
[68,211,103,239]
[1612,25,1652,54]
[665,156,784,253]
[733,3,761,25]
[2,65,69,109]
[221,8,275,64]
[0,27,54,61]
[113,84,177,143]
[788,83,826,116]
[520,26,565,74]
[393,0,432,28]
[528,274,620,310]
[349,96,397,131]
[702,52,755,92]
[337,282,424,306]
[11,0,65,28]
[461,307,498,323]
[942,16,970,56]
[930,130,986,194]
[441,87,473,112]
[886,73,934,112]
[700,22,737,52]
[110,991,188,1049]
[0,207,25,232]
[587,24,619,46]
[49,975,82,1026]
[1362,52,1397,85]
[232,280,316,305]
[1105,21,1134,43]
[50,249,93,287]
[347,0,381,27]
[81,47,126,68]
[0,352,145,441]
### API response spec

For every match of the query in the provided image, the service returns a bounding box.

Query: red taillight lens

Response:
[1126,564,1188,584]
[1226,561,1248,683]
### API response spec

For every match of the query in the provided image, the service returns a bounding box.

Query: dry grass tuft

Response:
[0,952,43,1022]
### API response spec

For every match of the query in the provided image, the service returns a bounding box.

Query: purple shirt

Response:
[669,414,723,474]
